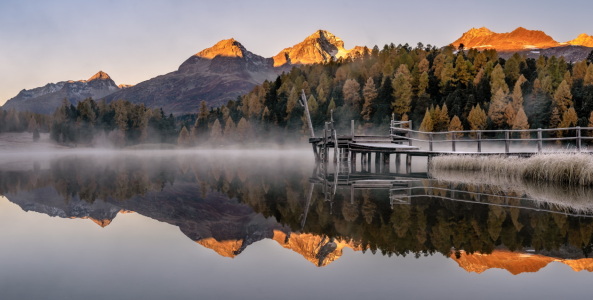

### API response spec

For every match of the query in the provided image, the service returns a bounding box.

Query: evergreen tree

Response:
[210,119,223,144]
[553,80,573,115]
[362,77,378,121]
[343,78,362,107]
[512,107,530,139]
[490,64,509,95]
[511,74,527,112]
[488,89,509,128]
[419,109,433,132]
[468,104,487,137]
[177,126,191,147]
[392,64,413,118]
[584,64,593,86]
[448,115,464,139]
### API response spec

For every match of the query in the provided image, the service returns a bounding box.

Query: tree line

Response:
[4,44,593,145]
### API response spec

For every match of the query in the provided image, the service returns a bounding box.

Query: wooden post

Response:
[351,120,355,139]
[333,129,338,163]
[452,133,456,152]
[375,152,380,173]
[505,130,510,154]
[323,123,328,162]
[429,133,433,152]
[383,153,390,173]
[577,126,582,152]
[395,154,401,173]
[300,90,315,138]
[537,128,542,153]
[477,131,482,153]
[408,120,413,147]
[350,151,357,172]
[405,155,412,174]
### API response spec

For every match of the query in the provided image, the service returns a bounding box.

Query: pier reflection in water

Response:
[1,151,593,299]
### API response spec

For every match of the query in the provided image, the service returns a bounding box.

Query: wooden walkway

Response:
[309,119,593,169]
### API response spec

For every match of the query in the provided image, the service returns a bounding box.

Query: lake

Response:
[1,149,592,300]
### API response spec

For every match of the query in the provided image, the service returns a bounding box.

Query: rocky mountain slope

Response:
[2,71,119,114]
[452,27,593,62]
[102,30,364,114]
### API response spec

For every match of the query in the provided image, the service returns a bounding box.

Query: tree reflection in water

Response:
[2,152,593,272]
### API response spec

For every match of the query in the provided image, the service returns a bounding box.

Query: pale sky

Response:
[1,0,592,105]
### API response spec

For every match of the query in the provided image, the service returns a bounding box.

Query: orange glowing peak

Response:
[567,33,593,47]
[196,238,243,258]
[451,250,593,275]
[196,38,247,59]
[452,27,560,50]
[272,230,363,267]
[87,70,112,81]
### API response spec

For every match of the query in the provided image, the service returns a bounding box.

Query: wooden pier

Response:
[309,117,593,171]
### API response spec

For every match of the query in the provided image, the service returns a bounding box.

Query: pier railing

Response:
[389,124,593,153]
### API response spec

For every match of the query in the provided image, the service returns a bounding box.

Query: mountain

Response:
[452,27,560,51]
[451,250,593,275]
[568,33,593,47]
[103,38,278,114]
[273,30,366,66]
[102,30,363,114]
[452,27,593,62]
[2,71,119,114]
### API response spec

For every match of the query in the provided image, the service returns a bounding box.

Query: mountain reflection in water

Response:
[2,151,593,274]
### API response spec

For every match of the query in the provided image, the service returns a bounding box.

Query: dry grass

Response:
[430,153,593,186]
[429,153,593,213]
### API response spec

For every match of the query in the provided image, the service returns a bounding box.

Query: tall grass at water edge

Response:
[429,153,593,213]
[430,153,593,186]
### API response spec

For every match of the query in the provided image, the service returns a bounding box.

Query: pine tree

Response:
[468,104,487,137]
[419,109,433,132]
[343,78,361,107]
[549,107,561,129]
[224,116,236,141]
[361,77,377,121]
[417,71,429,97]
[236,117,253,143]
[573,61,588,81]
[490,64,509,95]
[448,115,464,139]
[392,64,413,118]
[512,107,530,139]
[511,74,527,112]
[177,126,191,147]
[434,104,450,132]
[584,64,593,86]
[553,80,573,115]
[504,103,516,128]
[488,88,509,128]
[587,111,593,138]
[210,119,223,143]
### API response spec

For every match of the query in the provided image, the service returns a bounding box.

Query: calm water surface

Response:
[0,150,592,300]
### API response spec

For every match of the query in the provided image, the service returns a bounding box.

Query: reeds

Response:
[429,153,593,213]
[430,153,593,186]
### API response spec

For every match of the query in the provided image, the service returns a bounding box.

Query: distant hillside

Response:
[102,30,366,114]
[2,71,119,114]
[452,27,593,62]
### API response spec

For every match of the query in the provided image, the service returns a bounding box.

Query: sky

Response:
[1,0,592,105]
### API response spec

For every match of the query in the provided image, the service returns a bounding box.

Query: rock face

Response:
[452,27,593,62]
[568,33,593,47]
[2,71,119,114]
[102,30,364,114]
[452,27,560,51]
[103,39,279,114]
[451,250,593,275]
[273,30,364,66]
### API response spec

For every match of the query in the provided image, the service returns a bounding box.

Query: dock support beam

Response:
[406,155,412,174]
